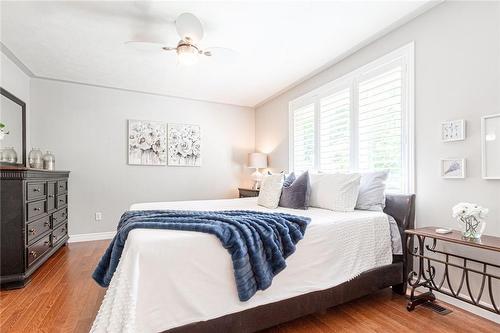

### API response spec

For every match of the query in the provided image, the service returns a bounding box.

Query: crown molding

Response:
[0,42,35,77]
[0,42,252,109]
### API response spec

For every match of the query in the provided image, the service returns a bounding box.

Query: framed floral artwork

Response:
[128,120,167,165]
[441,119,465,142]
[168,123,201,166]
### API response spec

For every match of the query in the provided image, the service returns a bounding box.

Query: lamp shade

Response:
[248,153,267,169]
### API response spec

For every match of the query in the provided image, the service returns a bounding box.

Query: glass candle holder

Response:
[42,151,55,170]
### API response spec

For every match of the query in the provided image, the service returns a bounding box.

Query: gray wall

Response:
[30,78,255,235]
[256,1,500,237]
[255,1,500,321]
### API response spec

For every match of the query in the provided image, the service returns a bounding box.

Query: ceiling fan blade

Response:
[175,13,204,43]
[125,41,169,52]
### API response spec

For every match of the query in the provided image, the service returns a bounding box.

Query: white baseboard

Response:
[433,292,500,324]
[68,231,115,243]
[417,286,500,323]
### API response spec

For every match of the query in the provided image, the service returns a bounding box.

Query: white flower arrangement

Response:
[452,202,488,239]
[452,202,489,219]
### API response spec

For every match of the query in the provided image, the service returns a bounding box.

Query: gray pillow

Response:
[355,170,389,211]
[279,171,311,210]
[282,172,296,187]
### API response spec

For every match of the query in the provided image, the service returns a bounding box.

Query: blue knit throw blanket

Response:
[92,210,310,301]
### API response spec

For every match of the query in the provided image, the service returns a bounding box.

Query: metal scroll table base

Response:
[406,234,500,314]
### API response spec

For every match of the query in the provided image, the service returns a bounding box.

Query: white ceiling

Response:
[1,1,435,107]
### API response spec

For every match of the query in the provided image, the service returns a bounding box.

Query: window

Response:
[291,103,315,172]
[319,88,350,173]
[289,43,414,193]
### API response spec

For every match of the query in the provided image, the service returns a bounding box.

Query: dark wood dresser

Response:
[1,167,70,289]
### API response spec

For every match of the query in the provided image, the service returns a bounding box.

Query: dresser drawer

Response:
[47,182,57,212]
[52,223,68,245]
[56,194,67,208]
[26,216,51,245]
[52,208,67,226]
[26,182,46,201]
[57,180,68,194]
[27,200,46,221]
[27,234,51,267]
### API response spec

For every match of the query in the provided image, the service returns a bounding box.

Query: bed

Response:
[91,194,415,333]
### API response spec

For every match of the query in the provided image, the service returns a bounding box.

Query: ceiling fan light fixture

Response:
[177,44,199,66]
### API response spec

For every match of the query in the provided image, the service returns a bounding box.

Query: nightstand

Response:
[238,187,260,198]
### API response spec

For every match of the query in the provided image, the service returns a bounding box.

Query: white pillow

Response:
[257,174,284,209]
[355,170,389,211]
[309,173,361,212]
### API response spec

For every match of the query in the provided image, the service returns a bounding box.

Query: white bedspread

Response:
[91,198,393,333]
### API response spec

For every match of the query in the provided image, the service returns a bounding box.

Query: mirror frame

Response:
[0,87,27,166]
[481,113,500,179]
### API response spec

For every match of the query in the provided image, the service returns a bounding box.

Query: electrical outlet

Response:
[95,212,102,221]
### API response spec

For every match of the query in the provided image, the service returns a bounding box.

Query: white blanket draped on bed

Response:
[91,198,393,333]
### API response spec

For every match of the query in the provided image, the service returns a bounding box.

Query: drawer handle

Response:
[45,240,51,245]
[59,199,65,203]
[48,195,54,198]
[34,207,41,211]
[61,228,65,232]
[53,236,57,241]
[53,217,58,222]
[33,188,40,192]
[62,212,66,217]
[59,185,64,189]
[44,221,49,227]
[29,228,36,235]
[30,250,38,258]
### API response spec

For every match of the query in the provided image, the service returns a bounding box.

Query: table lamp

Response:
[248,152,267,190]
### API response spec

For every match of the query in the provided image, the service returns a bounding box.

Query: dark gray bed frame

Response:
[166,194,416,333]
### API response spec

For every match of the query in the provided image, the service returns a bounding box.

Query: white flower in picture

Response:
[168,124,201,166]
[128,120,167,165]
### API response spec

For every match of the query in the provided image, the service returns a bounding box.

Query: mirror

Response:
[481,114,500,179]
[0,88,26,166]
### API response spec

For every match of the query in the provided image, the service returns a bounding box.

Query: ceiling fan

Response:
[126,12,234,66]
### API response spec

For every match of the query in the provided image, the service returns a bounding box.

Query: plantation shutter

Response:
[319,88,350,172]
[358,65,403,192]
[292,103,315,172]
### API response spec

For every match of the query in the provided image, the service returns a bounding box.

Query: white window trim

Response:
[289,42,415,193]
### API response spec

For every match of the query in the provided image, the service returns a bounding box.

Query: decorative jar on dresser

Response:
[0,167,70,289]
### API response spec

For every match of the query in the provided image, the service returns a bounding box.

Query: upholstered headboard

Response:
[384,193,416,234]
[384,193,415,275]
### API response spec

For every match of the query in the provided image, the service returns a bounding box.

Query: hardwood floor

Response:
[1,240,498,333]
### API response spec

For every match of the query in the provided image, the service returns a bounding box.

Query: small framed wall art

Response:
[441,158,466,179]
[441,119,465,142]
